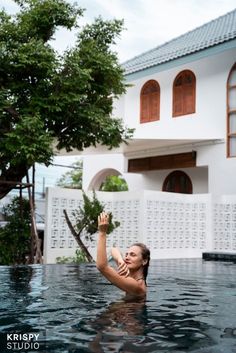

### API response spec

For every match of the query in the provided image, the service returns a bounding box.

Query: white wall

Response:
[118,48,236,140]
[44,188,236,264]
[83,154,125,190]
[197,142,236,195]
[131,167,208,193]
[82,137,236,196]
[83,151,208,194]
[213,194,236,251]
[125,140,236,195]
[81,49,236,196]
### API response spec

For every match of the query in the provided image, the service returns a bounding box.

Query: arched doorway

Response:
[88,169,120,190]
[162,171,193,194]
[88,168,128,191]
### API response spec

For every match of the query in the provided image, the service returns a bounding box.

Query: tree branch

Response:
[63,209,94,262]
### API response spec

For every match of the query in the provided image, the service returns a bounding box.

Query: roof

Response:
[123,8,236,75]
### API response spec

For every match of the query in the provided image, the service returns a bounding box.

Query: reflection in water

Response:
[75,297,214,353]
[88,298,147,352]
[0,260,235,353]
[0,266,47,330]
[9,266,33,293]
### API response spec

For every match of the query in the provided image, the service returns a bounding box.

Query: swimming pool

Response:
[0,259,235,353]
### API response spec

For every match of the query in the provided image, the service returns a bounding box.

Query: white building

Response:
[82,9,236,196]
[44,9,236,263]
[2,10,236,264]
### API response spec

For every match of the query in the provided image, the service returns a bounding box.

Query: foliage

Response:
[0,0,134,199]
[0,197,31,265]
[56,160,83,189]
[100,175,128,191]
[3,115,53,167]
[63,190,120,262]
[73,191,120,241]
[56,162,129,191]
[56,249,87,264]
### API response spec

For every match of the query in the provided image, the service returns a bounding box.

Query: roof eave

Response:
[124,38,236,81]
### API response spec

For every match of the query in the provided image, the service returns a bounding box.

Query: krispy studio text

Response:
[6,333,40,350]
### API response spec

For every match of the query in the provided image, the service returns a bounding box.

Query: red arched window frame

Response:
[162,170,193,194]
[173,70,196,117]
[227,63,236,158]
[140,80,160,123]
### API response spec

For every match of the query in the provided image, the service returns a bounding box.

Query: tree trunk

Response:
[63,209,94,262]
[26,169,43,264]
[0,164,29,199]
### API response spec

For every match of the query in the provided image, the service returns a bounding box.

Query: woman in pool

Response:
[97,211,150,297]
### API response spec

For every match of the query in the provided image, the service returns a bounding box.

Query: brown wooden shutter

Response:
[150,91,160,121]
[140,94,149,122]
[184,83,195,114]
[140,80,160,123]
[173,85,183,116]
[173,70,196,117]
[184,73,195,114]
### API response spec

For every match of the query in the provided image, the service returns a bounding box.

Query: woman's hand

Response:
[117,261,130,277]
[98,212,109,234]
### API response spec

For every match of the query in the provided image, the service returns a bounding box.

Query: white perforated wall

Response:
[44,189,143,263]
[143,191,211,259]
[44,188,236,264]
[213,195,236,251]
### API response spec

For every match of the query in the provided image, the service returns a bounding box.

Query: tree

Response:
[56,162,129,191]
[56,160,83,189]
[56,249,87,264]
[0,0,133,199]
[63,191,119,262]
[100,175,128,191]
[0,197,31,265]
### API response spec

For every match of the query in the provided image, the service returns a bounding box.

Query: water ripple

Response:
[0,260,235,352]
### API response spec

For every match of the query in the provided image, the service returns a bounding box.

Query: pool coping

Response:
[202,251,236,262]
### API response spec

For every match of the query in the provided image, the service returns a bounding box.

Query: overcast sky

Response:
[1,0,236,62]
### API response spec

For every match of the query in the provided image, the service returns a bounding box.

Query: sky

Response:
[1,0,236,62]
[1,0,236,189]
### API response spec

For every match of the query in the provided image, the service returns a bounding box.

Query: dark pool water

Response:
[0,259,236,353]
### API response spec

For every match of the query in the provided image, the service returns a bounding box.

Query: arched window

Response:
[173,70,196,117]
[227,63,236,158]
[162,170,193,194]
[140,80,160,123]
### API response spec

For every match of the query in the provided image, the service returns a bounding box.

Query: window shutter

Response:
[184,83,195,114]
[141,94,149,122]
[163,171,193,194]
[173,86,183,116]
[140,80,160,123]
[150,91,159,121]
[227,63,236,157]
[173,70,196,117]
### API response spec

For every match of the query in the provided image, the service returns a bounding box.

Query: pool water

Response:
[0,259,235,353]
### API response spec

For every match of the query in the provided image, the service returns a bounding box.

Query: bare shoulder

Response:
[98,265,146,296]
[136,278,147,293]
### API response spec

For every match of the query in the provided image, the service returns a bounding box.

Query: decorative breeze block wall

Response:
[213,195,236,251]
[44,188,236,264]
[143,191,211,259]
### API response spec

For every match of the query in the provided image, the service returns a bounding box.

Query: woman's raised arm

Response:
[96,212,146,297]
[111,247,130,277]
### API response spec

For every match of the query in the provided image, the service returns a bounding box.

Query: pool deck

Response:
[202,251,236,262]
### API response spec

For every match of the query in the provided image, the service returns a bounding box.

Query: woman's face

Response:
[124,245,144,271]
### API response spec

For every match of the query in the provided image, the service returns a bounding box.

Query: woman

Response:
[97,212,150,297]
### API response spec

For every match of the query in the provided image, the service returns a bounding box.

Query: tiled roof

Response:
[123,8,236,75]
